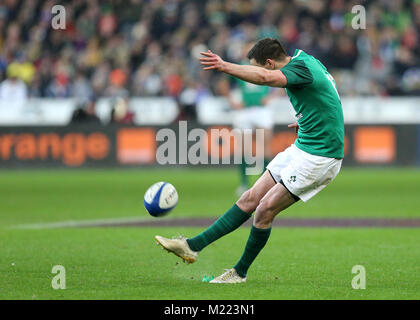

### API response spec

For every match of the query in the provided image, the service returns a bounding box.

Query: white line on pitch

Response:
[10,216,156,230]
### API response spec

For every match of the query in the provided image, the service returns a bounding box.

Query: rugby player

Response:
[155,38,344,283]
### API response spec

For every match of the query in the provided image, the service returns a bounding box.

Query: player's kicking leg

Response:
[210,144,343,283]
[155,170,276,263]
[210,182,297,283]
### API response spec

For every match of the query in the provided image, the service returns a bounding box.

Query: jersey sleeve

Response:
[281,60,313,88]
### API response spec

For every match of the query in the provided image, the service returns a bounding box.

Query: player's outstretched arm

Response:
[200,51,287,88]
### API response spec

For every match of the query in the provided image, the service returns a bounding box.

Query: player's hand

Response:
[200,50,225,71]
[288,122,299,133]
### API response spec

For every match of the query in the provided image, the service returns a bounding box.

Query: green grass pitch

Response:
[0,168,419,299]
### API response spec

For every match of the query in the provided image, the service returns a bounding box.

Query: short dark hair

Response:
[246,38,287,65]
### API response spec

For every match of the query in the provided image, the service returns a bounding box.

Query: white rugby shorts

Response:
[266,144,342,202]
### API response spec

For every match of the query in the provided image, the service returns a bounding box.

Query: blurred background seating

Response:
[0,0,419,105]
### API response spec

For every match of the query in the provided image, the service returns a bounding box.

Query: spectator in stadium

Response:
[69,96,101,125]
[106,67,129,98]
[177,78,199,121]
[109,97,135,125]
[6,52,35,85]
[0,68,27,105]
[46,73,71,98]
[71,71,93,103]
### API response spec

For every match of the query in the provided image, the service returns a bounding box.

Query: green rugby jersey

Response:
[280,49,345,159]
[236,78,270,108]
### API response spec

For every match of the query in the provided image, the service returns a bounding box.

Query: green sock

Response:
[234,225,272,278]
[187,204,251,252]
[239,158,248,187]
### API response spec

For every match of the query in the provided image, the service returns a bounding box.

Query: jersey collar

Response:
[291,49,303,60]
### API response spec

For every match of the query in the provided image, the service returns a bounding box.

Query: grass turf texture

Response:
[1,227,419,299]
[0,168,419,299]
[1,168,420,227]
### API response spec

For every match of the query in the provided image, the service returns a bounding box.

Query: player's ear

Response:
[265,59,276,70]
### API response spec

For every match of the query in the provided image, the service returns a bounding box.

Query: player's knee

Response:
[236,189,259,213]
[254,199,276,227]
[257,197,277,213]
[253,211,272,229]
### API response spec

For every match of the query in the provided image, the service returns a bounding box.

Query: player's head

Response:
[247,38,288,69]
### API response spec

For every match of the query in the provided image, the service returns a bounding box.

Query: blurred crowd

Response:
[0,0,420,110]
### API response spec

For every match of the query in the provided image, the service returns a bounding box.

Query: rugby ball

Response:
[144,182,178,217]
